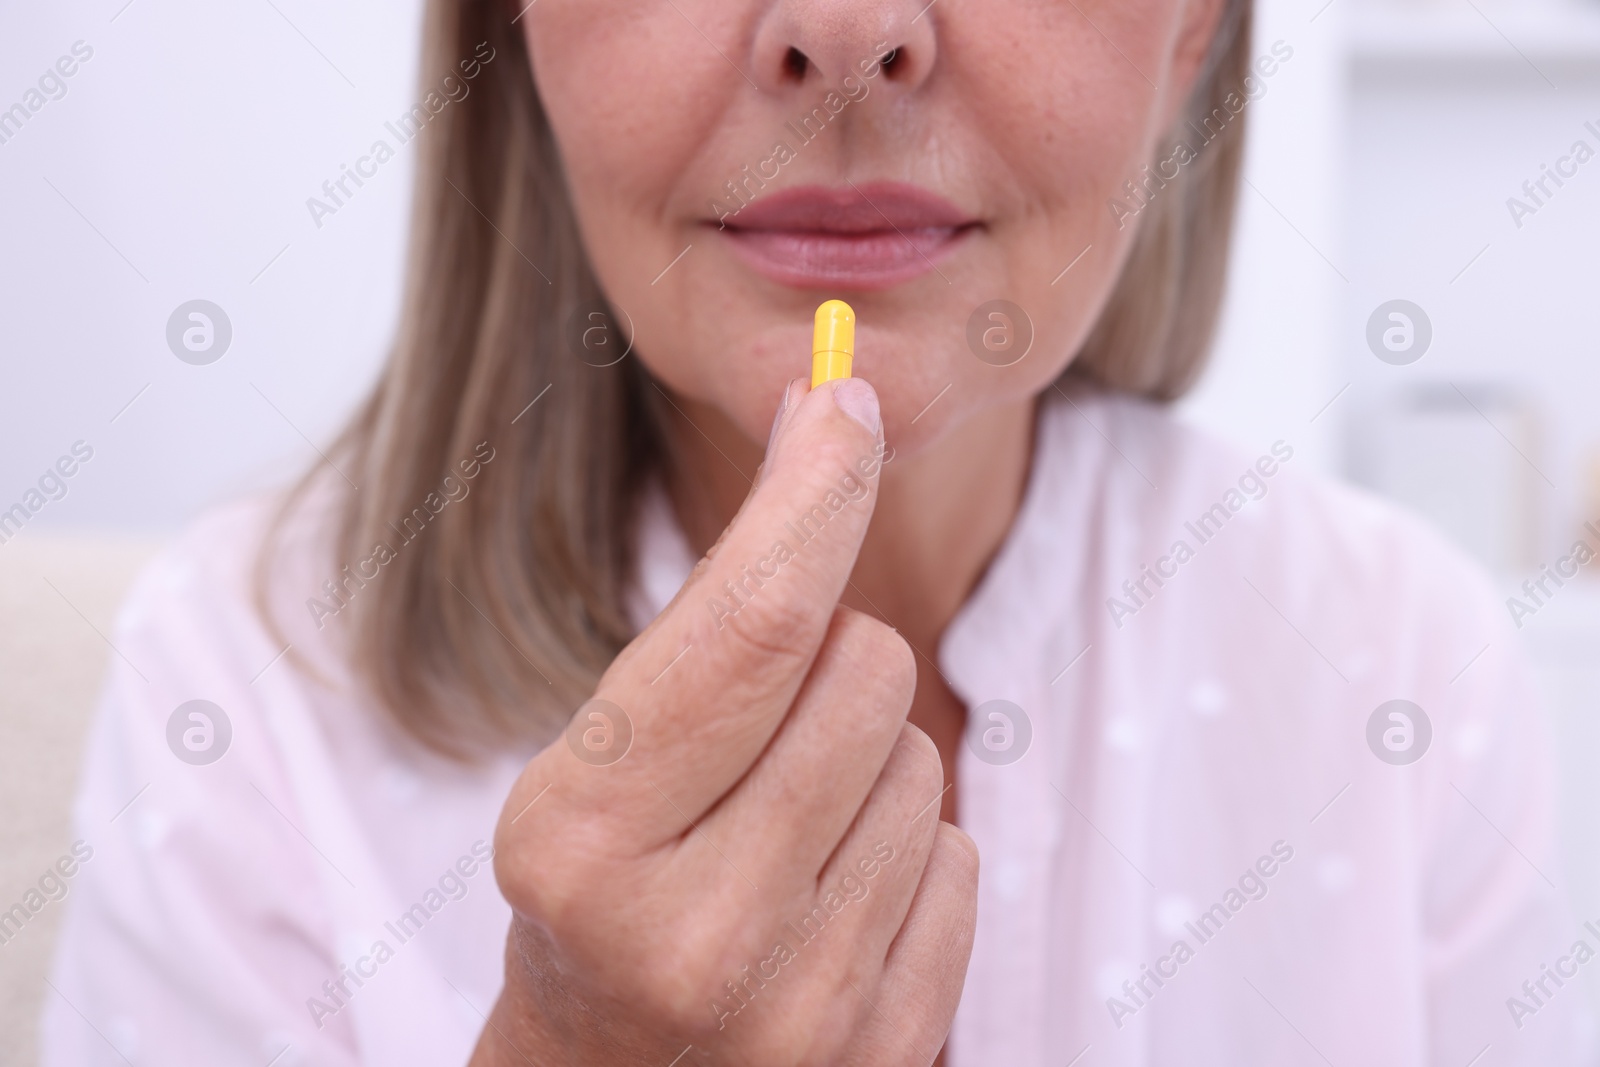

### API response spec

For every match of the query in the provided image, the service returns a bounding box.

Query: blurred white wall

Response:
[1,0,425,535]
[1181,0,1347,473]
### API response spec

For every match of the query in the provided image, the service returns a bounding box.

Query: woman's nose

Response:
[750,0,937,95]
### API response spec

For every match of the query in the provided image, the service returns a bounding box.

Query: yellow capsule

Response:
[811,299,855,387]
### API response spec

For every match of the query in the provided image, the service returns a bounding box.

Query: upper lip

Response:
[718,182,975,233]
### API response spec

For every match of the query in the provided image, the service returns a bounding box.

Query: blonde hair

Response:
[260,0,1252,756]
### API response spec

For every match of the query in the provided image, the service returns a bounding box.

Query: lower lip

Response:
[716,225,970,290]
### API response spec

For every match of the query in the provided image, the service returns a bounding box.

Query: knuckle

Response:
[494,815,559,904]
[830,611,917,701]
[873,626,918,696]
[652,939,796,1043]
[896,721,943,777]
[638,940,721,1026]
[718,591,817,666]
[494,808,617,926]
[936,823,982,886]
[892,722,946,796]
[498,840,582,924]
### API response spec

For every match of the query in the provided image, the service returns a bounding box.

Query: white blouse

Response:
[43,389,1594,1065]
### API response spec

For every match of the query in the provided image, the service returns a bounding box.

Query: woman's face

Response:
[524,0,1223,450]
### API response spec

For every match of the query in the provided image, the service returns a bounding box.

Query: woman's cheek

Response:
[526,5,728,201]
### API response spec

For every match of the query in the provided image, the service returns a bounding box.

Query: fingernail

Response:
[832,378,880,435]
[757,380,799,486]
[764,379,796,458]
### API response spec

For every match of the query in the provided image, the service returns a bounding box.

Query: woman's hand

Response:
[470,377,978,1066]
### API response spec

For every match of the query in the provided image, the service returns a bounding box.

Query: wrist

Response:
[469,924,660,1067]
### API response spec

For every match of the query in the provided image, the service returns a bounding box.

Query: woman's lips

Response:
[713,182,976,290]
[724,227,966,289]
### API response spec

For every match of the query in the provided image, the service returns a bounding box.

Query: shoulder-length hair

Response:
[260,0,1252,757]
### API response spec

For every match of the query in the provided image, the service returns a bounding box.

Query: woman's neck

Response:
[658,390,1037,662]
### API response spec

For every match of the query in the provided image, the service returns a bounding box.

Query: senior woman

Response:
[43,0,1590,1063]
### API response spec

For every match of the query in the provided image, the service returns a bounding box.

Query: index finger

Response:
[580,375,887,821]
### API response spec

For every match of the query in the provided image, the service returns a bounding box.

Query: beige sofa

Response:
[0,536,160,1066]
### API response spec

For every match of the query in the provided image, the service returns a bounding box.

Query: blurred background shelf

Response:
[1351,3,1600,70]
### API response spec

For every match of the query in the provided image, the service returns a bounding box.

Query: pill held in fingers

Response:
[811,299,855,387]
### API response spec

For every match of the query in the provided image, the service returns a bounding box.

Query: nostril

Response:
[783,46,809,81]
[880,47,902,75]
